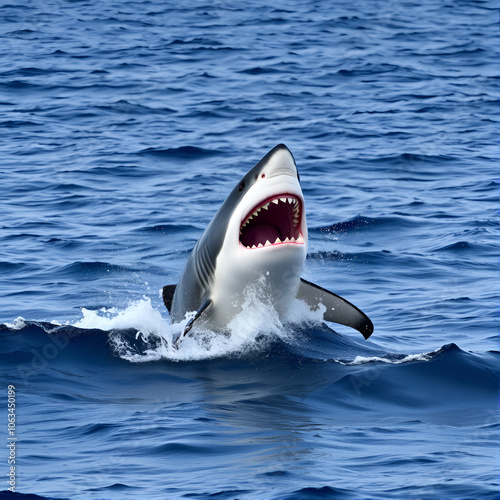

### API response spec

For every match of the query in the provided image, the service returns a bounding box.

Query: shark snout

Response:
[263,144,299,180]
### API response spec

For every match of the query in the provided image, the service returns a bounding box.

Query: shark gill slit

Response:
[195,242,215,290]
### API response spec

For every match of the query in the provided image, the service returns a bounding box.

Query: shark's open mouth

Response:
[239,194,304,249]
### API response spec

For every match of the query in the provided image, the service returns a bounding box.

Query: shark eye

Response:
[239,180,246,192]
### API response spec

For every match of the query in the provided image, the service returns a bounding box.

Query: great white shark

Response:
[163,144,373,348]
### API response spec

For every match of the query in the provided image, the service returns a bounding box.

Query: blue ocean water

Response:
[0,0,498,499]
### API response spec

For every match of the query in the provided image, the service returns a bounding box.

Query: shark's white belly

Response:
[208,243,307,330]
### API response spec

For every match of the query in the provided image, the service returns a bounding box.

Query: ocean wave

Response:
[137,146,223,160]
[0,299,490,373]
[335,343,456,366]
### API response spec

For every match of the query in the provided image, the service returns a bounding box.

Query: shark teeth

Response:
[243,233,305,249]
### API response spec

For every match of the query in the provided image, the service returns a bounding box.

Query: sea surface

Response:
[0,1,498,499]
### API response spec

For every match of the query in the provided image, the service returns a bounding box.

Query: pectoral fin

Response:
[172,298,213,349]
[297,278,374,339]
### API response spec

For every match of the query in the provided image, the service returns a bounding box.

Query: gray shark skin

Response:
[163,144,373,348]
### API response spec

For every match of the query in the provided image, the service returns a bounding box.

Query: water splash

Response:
[70,292,325,362]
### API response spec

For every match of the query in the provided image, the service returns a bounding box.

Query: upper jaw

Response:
[239,193,305,249]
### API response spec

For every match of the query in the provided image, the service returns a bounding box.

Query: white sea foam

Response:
[73,296,170,334]
[338,350,440,366]
[70,292,325,362]
[4,317,26,330]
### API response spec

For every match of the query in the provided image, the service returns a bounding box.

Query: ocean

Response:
[0,0,498,498]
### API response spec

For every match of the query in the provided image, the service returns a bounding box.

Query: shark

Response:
[162,144,373,348]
